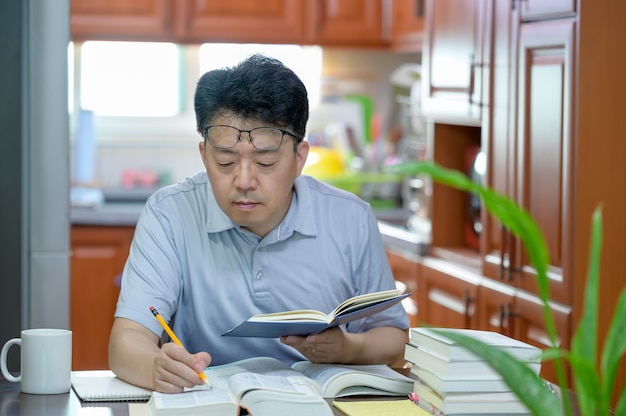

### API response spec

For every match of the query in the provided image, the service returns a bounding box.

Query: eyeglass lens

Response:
[206,126,285,150]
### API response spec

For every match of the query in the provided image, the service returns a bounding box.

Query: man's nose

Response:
[234,161,257,190]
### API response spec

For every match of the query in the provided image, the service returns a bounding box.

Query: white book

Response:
[413,378,532,415]
[410,365,511,394]
[409,328,542,363]
[404,343,541,380]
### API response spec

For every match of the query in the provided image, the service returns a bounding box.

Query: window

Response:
[80,41,181,117]
[73,42,322,140]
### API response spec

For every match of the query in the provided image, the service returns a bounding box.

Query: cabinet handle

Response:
[512,0,529,11]
[468,54,485,108]
[416,0,425,18]
[463,289,476,328]
[505,303,521,320]
[497,304,507,332]
[499,224,508,280]
[469,54,476,106]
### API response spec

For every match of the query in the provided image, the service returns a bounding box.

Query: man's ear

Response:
[295,140,310,176]
[198,140,208,169]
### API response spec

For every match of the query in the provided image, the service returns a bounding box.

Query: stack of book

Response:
[404,328,542,415]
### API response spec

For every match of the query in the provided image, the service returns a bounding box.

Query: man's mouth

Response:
[234,200,259,210]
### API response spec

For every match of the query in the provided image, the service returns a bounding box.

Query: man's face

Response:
[199,114,309,238]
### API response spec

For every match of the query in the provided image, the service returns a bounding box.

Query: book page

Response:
[291,362,413,398]
[331,289,403,318]
[204,356,291,382]
[149,388,236,412]
[229,373,323,401]
[247,309,330,322]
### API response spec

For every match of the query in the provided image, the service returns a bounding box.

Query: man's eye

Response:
[258,162,276,168]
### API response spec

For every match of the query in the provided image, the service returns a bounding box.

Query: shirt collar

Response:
[204,175,318,239]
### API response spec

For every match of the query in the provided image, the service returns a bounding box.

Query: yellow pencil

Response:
[150,306,212,389]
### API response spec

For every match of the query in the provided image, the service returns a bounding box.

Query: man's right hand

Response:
[108,317,211,393]
[152,342,212,393]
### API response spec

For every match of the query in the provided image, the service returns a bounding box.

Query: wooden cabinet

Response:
[386,250,419,327]
[70,225,135,370]
[304,0,386,47]
[477,281,572,383]
[390,0,425,51]
[71,0,407,48]
[417,258,480,329]
[71,0,172,41]
[510,19,575,304]
[71,0,305,44]
[420,0,489,125]
[483,6,575,305]
[409,0,626,391]
[173,1,305,44]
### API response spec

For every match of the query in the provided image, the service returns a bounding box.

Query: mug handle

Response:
[0,338,21,382]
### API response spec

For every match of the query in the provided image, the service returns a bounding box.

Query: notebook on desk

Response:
[71,370,152,402]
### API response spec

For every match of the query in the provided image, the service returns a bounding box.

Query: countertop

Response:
[70,187,156,226]
[70,195,427,256]
[71,202,145,226]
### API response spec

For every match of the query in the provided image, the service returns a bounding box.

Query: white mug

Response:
[0,328,72,394]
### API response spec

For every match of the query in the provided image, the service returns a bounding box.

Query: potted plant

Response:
[390,161,626,416]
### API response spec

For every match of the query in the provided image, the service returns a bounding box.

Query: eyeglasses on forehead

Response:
[203,125,302,151]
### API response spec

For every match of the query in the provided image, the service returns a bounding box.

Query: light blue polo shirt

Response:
[115,171,409,366]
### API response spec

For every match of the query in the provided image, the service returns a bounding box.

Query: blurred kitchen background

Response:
[69,44,424,206]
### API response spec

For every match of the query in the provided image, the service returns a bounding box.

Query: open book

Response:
[223,288,410,337]
[147,356,414,416]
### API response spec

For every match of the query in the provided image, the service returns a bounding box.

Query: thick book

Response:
[410,365,511,394]
[404,343,541,380]
[146,356,414,416]
[71,370,152,402]
[223,288,410,338]
[412,379,532,415]
[409,327,542,362]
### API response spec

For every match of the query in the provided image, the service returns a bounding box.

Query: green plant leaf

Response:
[568,352,604,415]
[570,207,602,415]
[601,286,626,405]
[431,329,561,415]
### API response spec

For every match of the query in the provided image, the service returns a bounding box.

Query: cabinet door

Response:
[71,226,135,370]
[512,19,575,305]
[71,0,172,41]
[418,259,480,328]
[517,0,575,21]
[305,0,386,46]
[421,0,488,124]
[387,251,419,327]
[175,0,305,44]
[482,0,516,285]
[513,292,571,383]
[390,0,425,51]
[478,285,571,384]
[476,281,516,338]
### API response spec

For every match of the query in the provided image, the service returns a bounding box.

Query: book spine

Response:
[409,391,445,416]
